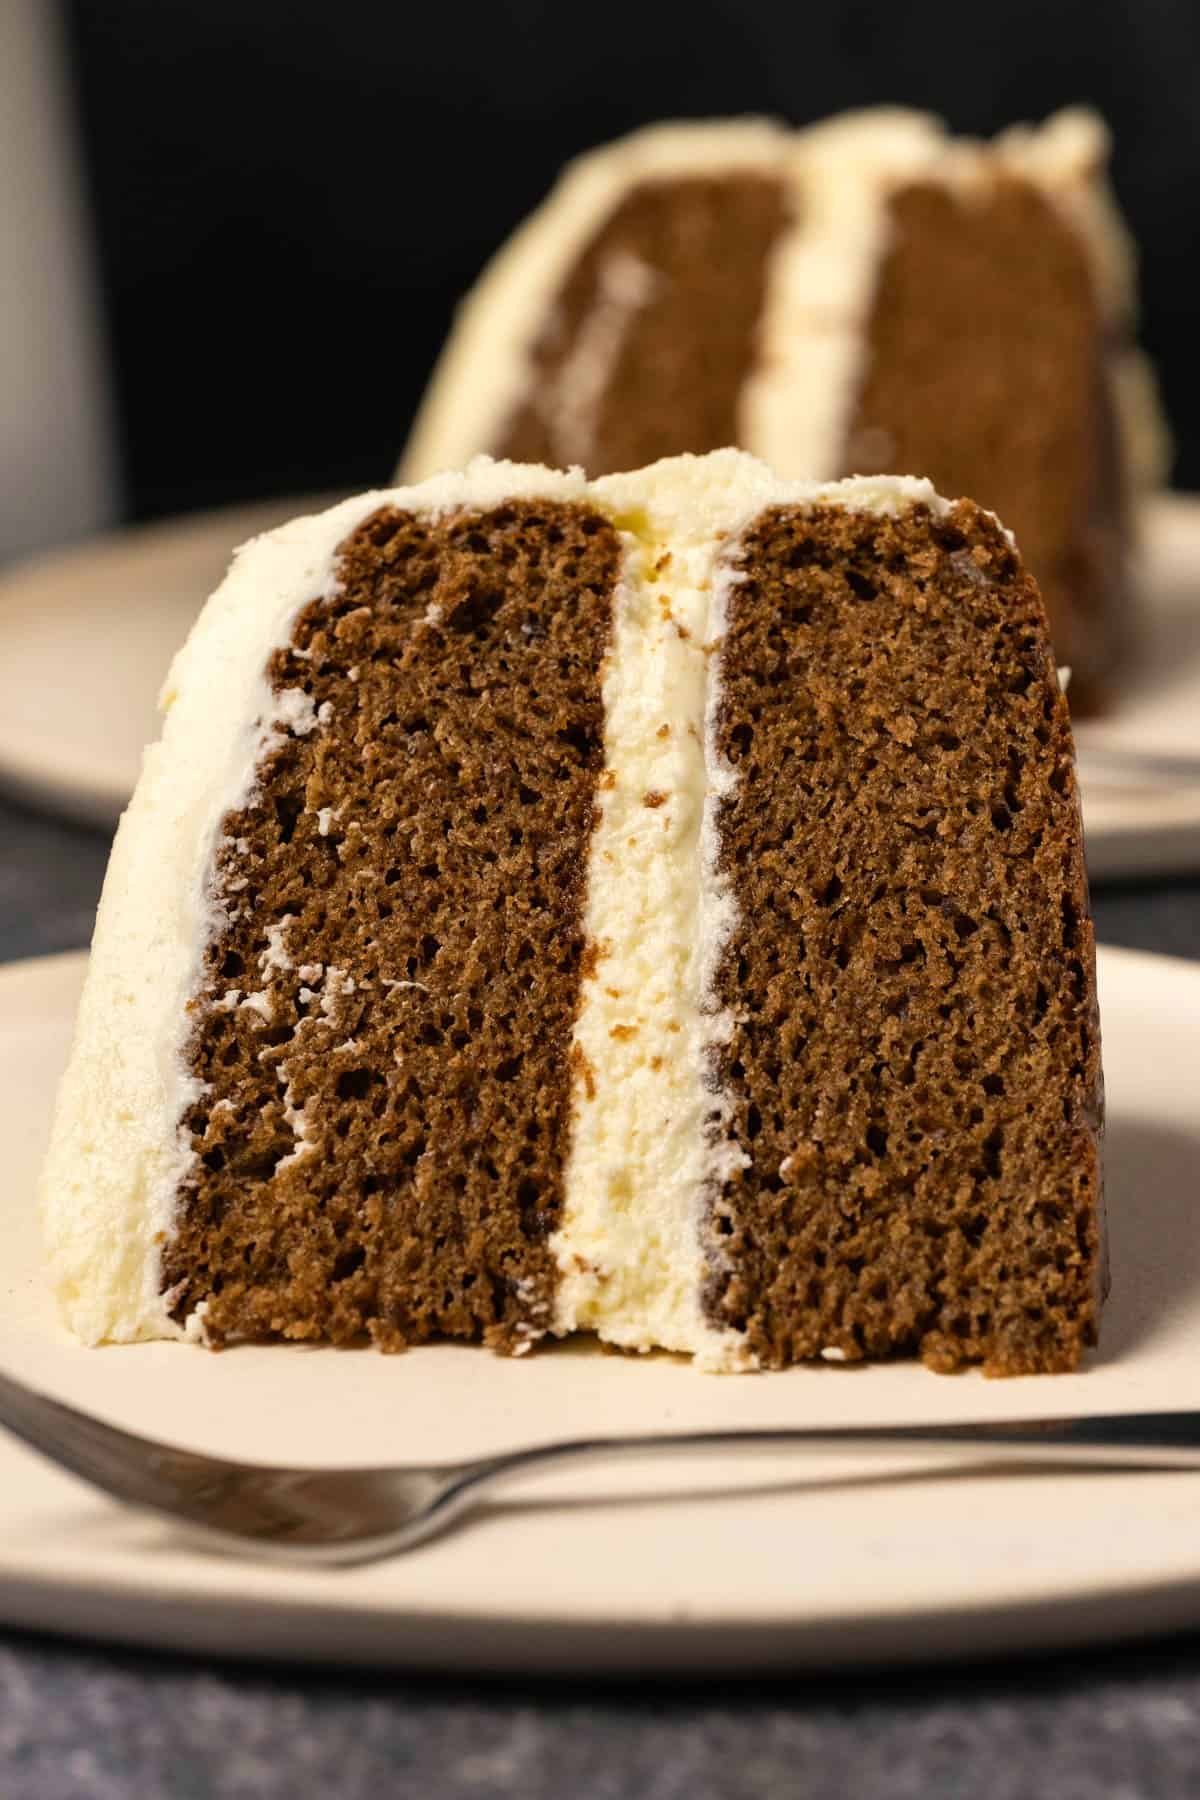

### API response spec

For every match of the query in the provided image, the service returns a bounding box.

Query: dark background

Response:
[61,0,1200,523]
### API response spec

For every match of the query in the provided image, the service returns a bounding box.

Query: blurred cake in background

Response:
[400,109,1170,714]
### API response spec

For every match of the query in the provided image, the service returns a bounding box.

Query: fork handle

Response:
[464,1411,1200,1491]
[376,1411,1200,1558]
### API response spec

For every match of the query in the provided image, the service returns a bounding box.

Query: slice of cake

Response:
[400,109,1169,714]
[41,451,1104,1374]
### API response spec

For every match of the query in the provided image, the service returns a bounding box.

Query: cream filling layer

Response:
[741,110,943,481]
[549,511,749,1368]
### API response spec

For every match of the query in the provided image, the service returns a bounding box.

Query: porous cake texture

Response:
[41,452,1104,1374]
[401,109,1169,714]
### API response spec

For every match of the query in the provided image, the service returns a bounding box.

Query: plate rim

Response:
[6,1559,1200,1676]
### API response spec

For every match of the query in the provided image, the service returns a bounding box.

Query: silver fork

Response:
[5,1369,1200,1566]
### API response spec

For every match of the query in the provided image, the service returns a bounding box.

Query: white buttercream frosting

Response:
[41,451,956,1357]
[548,477,750,1364]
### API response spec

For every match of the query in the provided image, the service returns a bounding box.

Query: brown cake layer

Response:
[497,174,789,474]
[841,177,1131,716]
[705,501,1103,1374]
[161,500,619,1348]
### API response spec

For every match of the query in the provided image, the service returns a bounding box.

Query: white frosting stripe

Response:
[549,514,745,1365]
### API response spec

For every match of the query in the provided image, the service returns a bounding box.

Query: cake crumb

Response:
[571,1044,597,1101]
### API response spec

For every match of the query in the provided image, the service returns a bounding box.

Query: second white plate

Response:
[1074,494,1200,877]
[0,493,345,828]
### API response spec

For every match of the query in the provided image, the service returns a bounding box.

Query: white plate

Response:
[2,945,1200,1672]
[0,493,1199,872]
[0,493,346,829]
[1075,495,1200,878]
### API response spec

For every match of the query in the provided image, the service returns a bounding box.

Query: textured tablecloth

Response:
[3,793,1200,1800]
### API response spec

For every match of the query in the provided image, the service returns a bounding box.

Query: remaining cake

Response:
[401,109,1169,714]
[41,450,1104,1374]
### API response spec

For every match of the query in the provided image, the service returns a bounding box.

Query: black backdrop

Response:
[63,0,1200,521]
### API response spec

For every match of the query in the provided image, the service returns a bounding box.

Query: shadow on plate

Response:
[1121,554,1200,710]
[23,1458,1167,1573]
[1094,1113,1200,1365]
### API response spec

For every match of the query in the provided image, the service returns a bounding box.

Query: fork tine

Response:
[0,1367,238,1512]
[0,1367,455,1560]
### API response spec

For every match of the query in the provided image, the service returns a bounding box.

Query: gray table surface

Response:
[3,794,1200,1800]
